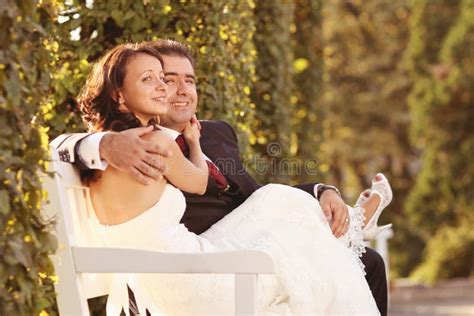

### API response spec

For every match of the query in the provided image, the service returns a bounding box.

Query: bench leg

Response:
[235,274,257,315]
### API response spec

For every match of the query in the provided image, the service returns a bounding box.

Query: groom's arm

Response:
[294,182,317,197]
[50,132,102,169]
[51,127,171,185]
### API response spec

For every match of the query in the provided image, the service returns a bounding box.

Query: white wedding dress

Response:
[89,183,379,315]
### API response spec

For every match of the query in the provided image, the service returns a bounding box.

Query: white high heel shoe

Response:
[363,173,393,241]
[355,189,371,208]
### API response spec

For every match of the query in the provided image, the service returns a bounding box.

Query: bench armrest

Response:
[72,246,275,274]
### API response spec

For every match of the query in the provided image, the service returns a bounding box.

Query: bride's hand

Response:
[183,118,201,145]
[191,114,201,130]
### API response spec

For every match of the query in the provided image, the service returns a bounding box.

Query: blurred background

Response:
[1,0,473,314]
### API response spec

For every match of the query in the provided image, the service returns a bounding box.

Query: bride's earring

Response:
[118,97,127,111]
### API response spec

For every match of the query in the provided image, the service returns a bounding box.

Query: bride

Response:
[78,42,391,315]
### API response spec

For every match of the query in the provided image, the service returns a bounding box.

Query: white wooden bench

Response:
[43,145,275,315]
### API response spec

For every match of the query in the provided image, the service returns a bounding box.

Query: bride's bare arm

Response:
[142,131,208,195]
[182,119,208,182]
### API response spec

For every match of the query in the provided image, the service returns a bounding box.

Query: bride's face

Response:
[118,53,168,125]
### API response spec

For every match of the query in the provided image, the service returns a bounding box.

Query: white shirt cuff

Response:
[78,132,109,170]
[313,184,322,199]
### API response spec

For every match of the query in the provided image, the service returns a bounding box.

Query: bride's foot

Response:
[359,173,393,241]
[355,189,371,208]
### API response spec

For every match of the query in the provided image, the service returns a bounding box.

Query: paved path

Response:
[389,278,474,316]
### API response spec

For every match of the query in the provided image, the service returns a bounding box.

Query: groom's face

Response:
[160,55,198,131]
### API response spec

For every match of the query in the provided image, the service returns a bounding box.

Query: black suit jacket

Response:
[52,120,318,234]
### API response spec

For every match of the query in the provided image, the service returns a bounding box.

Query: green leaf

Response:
[0,190,10,215]
[123,11,135,21]
[110,9,124,26]
[9,239,33,268]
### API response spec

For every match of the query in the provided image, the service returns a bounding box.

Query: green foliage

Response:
[411,213,474,284]
[251,0,325,185]
[403,0,474,281]
[250,0,294,183]
[320,0,412,196]
[0,0,59,314]
[290,0,325,185]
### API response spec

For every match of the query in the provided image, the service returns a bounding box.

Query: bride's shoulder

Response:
[141,128,175,143]
[140,129,182,156]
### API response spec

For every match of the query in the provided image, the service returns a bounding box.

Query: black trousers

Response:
[361,247,388,316]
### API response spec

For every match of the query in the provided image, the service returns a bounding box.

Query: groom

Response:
[55,39,388,315]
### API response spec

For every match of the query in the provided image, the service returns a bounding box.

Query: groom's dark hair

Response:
[148,39,196,69]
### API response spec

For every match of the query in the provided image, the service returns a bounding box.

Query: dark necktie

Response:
[175,134,229,191]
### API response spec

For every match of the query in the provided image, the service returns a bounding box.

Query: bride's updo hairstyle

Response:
[77,42,163,132]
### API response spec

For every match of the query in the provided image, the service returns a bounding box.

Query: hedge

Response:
[1,1,59,314]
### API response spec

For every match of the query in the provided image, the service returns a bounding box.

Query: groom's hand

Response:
[319,190,350,237]
[100,126,172,185]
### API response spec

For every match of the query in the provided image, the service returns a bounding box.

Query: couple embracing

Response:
[53,39,392,315]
